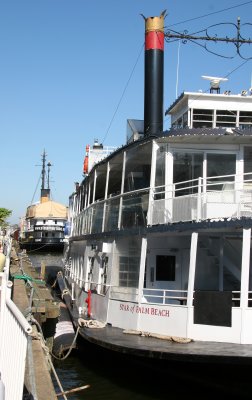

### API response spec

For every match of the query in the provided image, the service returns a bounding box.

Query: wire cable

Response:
[167,1,252,28]
[101,42,144,144]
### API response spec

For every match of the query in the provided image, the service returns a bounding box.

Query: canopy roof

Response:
[26,200,68,219]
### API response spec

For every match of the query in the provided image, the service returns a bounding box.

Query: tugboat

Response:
[19,150,68,252]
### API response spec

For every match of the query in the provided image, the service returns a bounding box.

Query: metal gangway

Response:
[0,233,32,400]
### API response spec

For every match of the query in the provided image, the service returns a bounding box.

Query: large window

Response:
[156,255,176,281]
[207,153,236,190]
[216,110,237,127]
[124,143,152,193]
[192,109,213,128]
[117,237,141,288]
[173,152,203,196]
[239,111,252,129]
[244,147,252,174]
[119,256,140,287]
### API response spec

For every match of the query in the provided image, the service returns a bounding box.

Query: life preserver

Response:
[83,145,89,174]
[85,289,91,317]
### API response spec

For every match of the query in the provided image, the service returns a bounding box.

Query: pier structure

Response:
[8,242,60,399]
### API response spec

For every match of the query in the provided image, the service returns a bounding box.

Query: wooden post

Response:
[40,262,46,280]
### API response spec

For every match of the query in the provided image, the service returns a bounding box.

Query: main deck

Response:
[78,324,252,365]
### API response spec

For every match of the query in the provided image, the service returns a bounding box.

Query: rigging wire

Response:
[101,42,144,145]
[166,1,252,28]
[30,171,42,205]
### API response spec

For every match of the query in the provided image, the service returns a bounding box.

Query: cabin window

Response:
[107,153,124,198]
[124,143,152,192]
[239,111,252,129]
[192,109,213,128]
[119,256,140,287]
[173,152,203,196]
[89,178,94,205]
[100,256,108,295]
[216,110,237,127]
[182,111,188,127]
[95,166,107,201]
[207,153,236,190]
[155,146,165,187]
[244,147,252,175]
[86,256,94,291]
[172,112,188,129]
[154,146,166,200]
[156,255,176,281]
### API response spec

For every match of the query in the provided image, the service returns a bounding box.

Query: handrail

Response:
[0,233,33,400]
[5,298,32,334]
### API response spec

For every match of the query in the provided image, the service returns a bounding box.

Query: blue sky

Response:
[1,0,252,224]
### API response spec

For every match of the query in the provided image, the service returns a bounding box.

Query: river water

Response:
[28,252,250,400]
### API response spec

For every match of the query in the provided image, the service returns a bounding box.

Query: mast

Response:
[41,150,46,191]
[40,150,50,203]
[143,10,166,136]
[47,161,52,190]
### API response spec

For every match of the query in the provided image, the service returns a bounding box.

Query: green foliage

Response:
[0,208,12,227]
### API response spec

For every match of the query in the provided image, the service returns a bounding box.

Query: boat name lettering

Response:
[119,303,170,317]
[34,226,64,231]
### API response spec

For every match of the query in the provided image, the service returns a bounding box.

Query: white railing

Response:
[142,288,188,305]
[67,273,252,308]
[0,237,32,400]
[151,172,252,225]
[70,172,252,236]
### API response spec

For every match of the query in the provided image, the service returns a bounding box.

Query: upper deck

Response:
[68,88,252,237]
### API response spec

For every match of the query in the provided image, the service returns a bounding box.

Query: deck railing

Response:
[109,286,251,308]
[151,172,252,225]
[67,272,252,308]
[0,237,32,400]
[71,172,252,236]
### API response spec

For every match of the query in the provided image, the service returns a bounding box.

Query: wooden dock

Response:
[10,244,60,400]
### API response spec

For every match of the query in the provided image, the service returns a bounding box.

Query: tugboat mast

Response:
[40,150,50,202]
[41,150,46,191]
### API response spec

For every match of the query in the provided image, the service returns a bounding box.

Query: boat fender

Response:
[85,290,91,317]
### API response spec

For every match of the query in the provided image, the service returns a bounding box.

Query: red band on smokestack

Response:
[145,31,164,50]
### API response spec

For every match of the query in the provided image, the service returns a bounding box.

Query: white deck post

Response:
[118,151,126,229]
[147,141,157,226]
[102,161,110,232]
[137,237,147,331]
[240,228,251,343]
[165,145,173,223]
[219,236,224,291]
[186,232,198,338]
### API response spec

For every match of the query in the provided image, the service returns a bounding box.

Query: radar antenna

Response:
[201,75,228,93]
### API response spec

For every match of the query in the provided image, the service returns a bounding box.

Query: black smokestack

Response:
[143,11,165,136]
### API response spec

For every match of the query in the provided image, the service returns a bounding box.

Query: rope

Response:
[29,316,69,399]
[11,273,45,285]
[61,289,70,299]
[123,329,193,343]
[51,326,80,361]
[51,278,58,288]
[78,318,106,329]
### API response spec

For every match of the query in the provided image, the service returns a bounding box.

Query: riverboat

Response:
[19,150,68,252]
[61,11,252,350]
